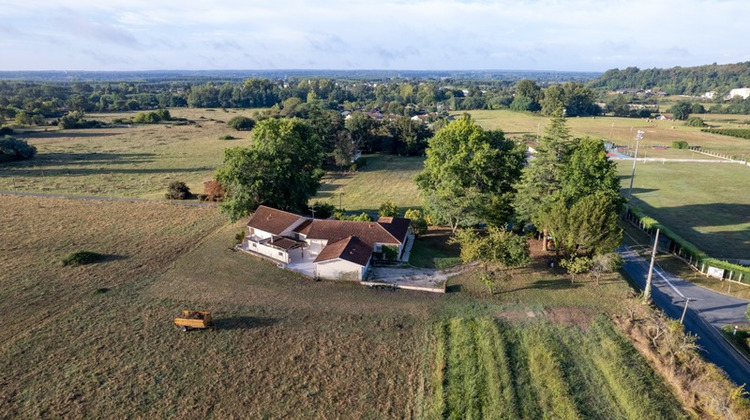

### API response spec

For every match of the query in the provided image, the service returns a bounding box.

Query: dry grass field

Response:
[2,194,684,418]
[313,154,425,213]
[468,109,750,157]
[1,108,261,199]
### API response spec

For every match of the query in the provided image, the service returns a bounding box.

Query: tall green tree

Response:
[416,115,524,233]
[215,118,324,221]
[560,137,623,211]
[513,108,573,226]
[538,192,622,258]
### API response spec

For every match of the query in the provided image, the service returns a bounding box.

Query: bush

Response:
[684,116,705,127]
[134,110,170,124]
[219,135,237,140]
[165,181,192,200]
[434,257,463,269]
[382,245,399,260]
[378,200,399,218]
[404,208,428,236]
[349,157,367,171]
[310,201,335,219]
[203,179,225,202]
[61,251,105,266]
[227,116,255,131]
[672,140,689,149]
[0,126,14,136]
[0,135,37,162]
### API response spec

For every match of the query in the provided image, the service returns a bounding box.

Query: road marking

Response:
[653,267,686,298]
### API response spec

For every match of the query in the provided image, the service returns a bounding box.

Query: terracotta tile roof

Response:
[292,219,312,235]
[377,216,410,243]
[314,236,372,266]
[304,219,403,248]
[247,205,306,235]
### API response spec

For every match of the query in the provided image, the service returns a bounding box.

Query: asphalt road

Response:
[619,245,750,387]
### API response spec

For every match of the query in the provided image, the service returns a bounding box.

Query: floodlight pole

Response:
[644,228,660,303]
[625,130,644,217]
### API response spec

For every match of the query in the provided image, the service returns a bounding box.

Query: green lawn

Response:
[618,162,750,259]
[312,154,425,214]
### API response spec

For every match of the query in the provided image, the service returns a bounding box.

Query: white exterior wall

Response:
[306,238,328,254]
[248,227,274,241]
[316,259,365,281]
[729,88,750,100]
[247,241,289,264]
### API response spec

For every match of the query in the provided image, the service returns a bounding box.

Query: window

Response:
[278,251,284,256]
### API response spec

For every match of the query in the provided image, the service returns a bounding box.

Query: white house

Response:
[727,88,750,100]
[240,206,412,281]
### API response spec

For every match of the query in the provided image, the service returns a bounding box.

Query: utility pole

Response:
[338,192,344,211]
[625,130,644,217]
[644,228,660,303]
[680,298,693,324]
[309,206,316,219]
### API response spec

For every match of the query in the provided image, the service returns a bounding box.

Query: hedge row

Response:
[701,128,750,140]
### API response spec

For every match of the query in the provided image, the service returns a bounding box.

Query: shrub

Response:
[404,208,428,236]
[203,179,225,202]
[0,126,14,136]
[382,245,399,260]
[219,135,237,140]
[671,140,689,149]
[434,257,463,269]
[165,181,192,200]
[0,135,37,162]
[349,157,367,171]
[61,251,105,266]
[227,116,255,131]
[684,116,705,127]
[378,200,399,218]
[310,201,335,219]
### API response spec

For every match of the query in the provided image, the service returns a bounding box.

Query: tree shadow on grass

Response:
[500,278,582,294]
[214,316,278,330]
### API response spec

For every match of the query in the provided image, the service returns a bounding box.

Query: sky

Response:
[2,0,749,72]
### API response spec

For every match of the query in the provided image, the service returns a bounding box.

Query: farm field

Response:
[617,162,750,260]
[415,317,683,419]
[0,108,260,199]
[0,194,683,418]
[468,109,750,157]
[313,154,425,213]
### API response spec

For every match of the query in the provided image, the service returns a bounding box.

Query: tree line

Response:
[588,62,750,96]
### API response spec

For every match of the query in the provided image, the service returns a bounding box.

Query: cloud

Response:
[2,0,750,70]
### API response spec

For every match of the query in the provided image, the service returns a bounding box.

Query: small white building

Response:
[727,88,750,100]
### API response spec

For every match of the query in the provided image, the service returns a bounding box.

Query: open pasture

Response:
[1,193,659,418]
[313,154,425,214]
[468,109,750,158]
[0,108,260,199]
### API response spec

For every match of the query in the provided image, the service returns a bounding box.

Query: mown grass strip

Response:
[504,327,542,419]
[475,318,517,419]
[588,317,684,420]
[445,318,482,419]
[556,326,627,419]
[522,325,580,419]
[429,321,448,419]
